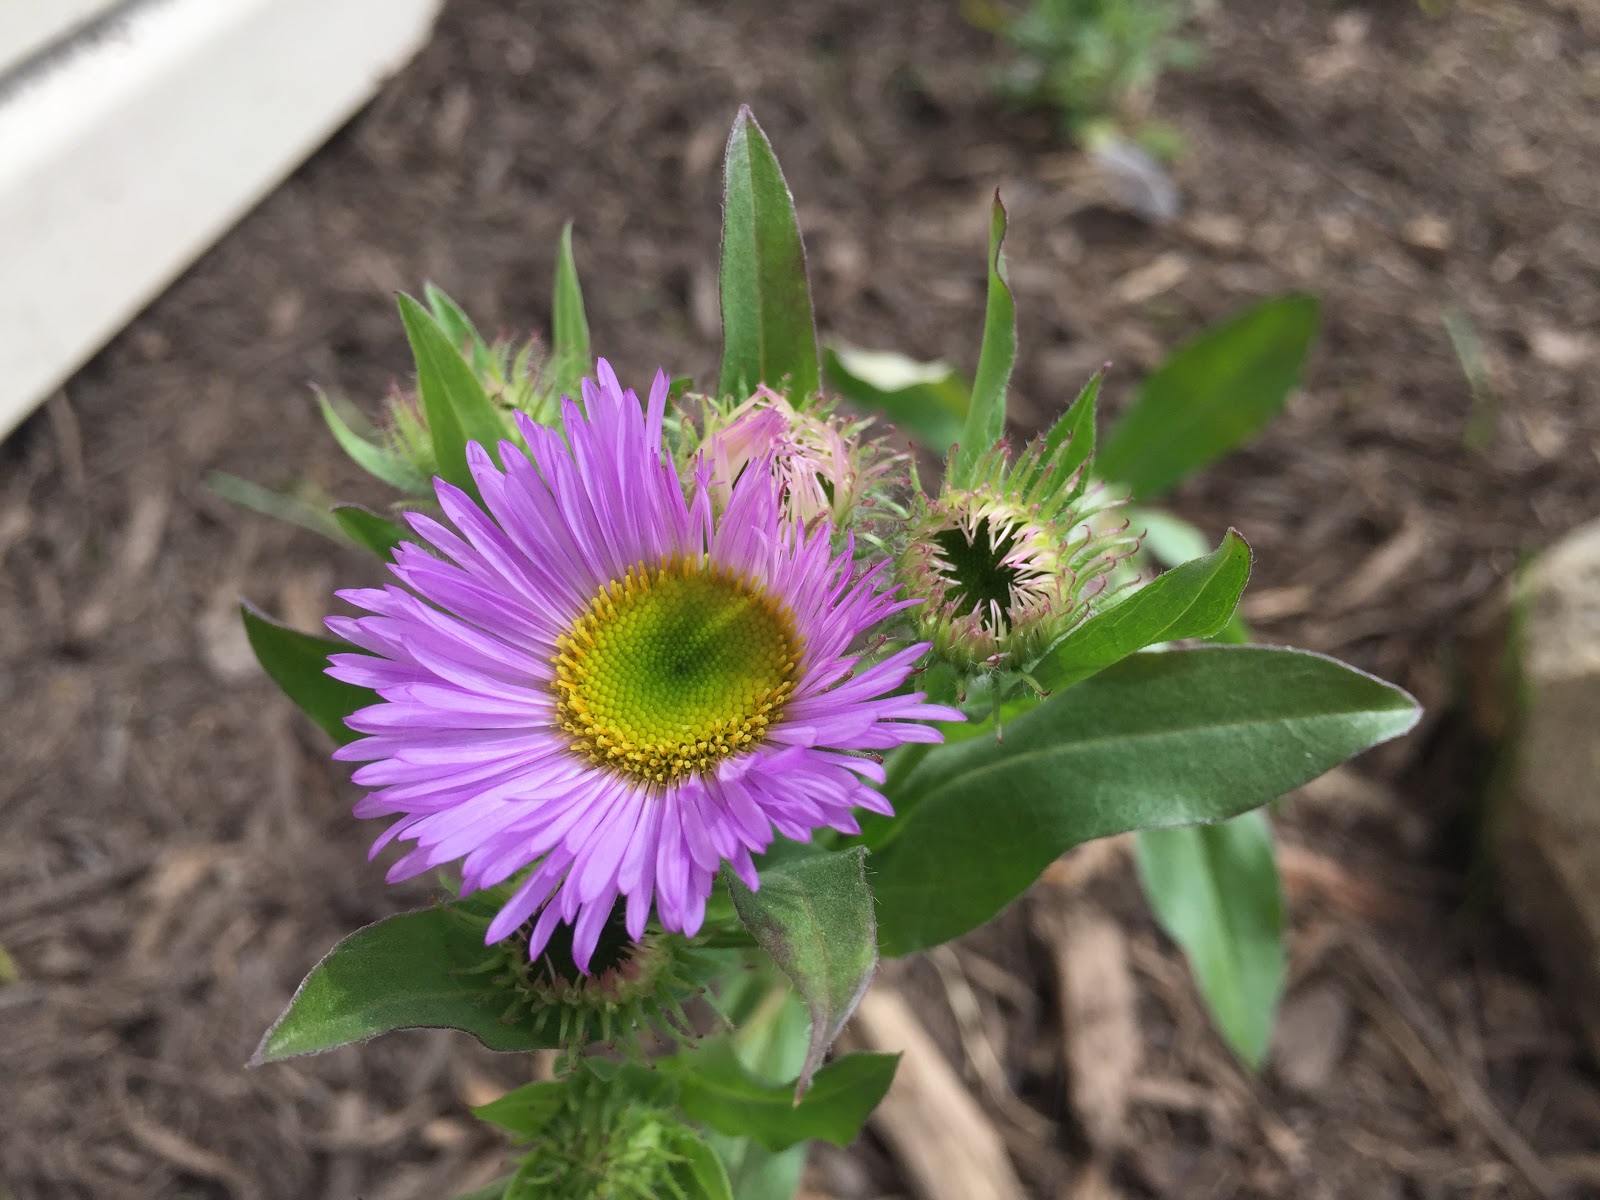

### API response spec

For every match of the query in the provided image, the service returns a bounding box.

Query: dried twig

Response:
[851,985,1028,1200]
[1033,905,1140,1153]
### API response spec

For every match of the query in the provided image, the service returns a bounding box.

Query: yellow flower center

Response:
[552,557,800,787]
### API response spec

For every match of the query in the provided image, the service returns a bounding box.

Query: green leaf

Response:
[872,645,1420,956]
[317,391,432,494]
[331,504,406,558]
[727,847,877,1097]
[717,106,821,400]
[474,1080,571,1139]
[668,1041,897,1152]
[666,1127,736,1200]
[1026,369,1100,503]
[551,221,592,382]
[424,283,494,376]
[822,344,968,452]
[951,192,1016,486]
[1132,509,1252,644]
[205,471,348,543]
[1098,294,1320,499]
[240,604,375,745]
[452,1180,510,1200]
[398,293,510,495]
[1032,530,1250,691]
[1135,811,1285,1068]
[251,908,559,1064]
[701,987,811,1200]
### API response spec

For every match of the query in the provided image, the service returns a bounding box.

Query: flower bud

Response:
[898,438,1140,672]
[699,386,899,528]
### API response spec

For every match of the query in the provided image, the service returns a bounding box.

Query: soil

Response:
[4,0,1600,1197]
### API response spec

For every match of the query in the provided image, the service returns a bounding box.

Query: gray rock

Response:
[1496,518,1600,1057]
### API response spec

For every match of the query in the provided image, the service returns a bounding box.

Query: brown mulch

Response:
[3,0,1599,1197]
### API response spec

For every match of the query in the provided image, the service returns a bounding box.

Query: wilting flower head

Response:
[899,439,1141,671]
[701,386,897,527]
[326,362,959,971]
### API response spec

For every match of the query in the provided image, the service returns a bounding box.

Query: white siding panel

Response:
[0,0,124,78]
[0,0,442,441]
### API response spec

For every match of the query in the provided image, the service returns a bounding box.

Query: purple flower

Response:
[327,362,961,972]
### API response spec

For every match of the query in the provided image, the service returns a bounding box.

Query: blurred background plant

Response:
[966,0,1199,154]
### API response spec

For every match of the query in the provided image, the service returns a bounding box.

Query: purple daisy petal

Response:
[330,360,962,971]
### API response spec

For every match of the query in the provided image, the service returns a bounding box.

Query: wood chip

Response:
[1034,905,1140,1152]
[1271,981,1353,1094]
[1528,325,1594,370]
[850,985,1028,1200]
[1111,253,1191,306]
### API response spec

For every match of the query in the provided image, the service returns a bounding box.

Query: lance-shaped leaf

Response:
[1099,294,1320,499]
[551,221,592,380]
[317,391,431,494]
[331,504,406,559]
[871,645,1420,956]
[251,908,559,1064]
[950,192,1016,486]
[240,604,375,744]
[474,1079,572,1139]
[398,293,510,495]
[727,847,878,1097]
[667,1039,898,1152]
[823,344,968,452]
[1133,508,1253,644]
[1025,369,1101,505]
[205,471,347,543]
[1136,810,1285,1067]
[1030,530,1251,691]
[717,106,820,400]
[424,283,495,376]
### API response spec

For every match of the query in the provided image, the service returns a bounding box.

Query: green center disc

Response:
[552,557,800,786]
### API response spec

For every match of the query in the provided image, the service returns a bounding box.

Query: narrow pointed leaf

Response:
[251,908,559,1064]
[1028,369,1100,503]
[1031,530,1251,691]
[951,193,1016,485]
[823,344,967,452]
[1132,509,1253,644]
[240,604,375,744]
[717,106,820,400]
[872,646,1420,955]
[1099,294,1320,499]
[205,471,348,543]
[317,392,431,494]
[1136,811,1285,1067]
[727,847,877,1097]
[398,293,509,494]
[473,1080,572,1139]
[551,221,592,374]
[424,283,494,375]
[331,504,406,558]
[667,1040,898,1152]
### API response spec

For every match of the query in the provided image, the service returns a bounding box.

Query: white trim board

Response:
[0,0,443,442]
[0,0,123,79]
